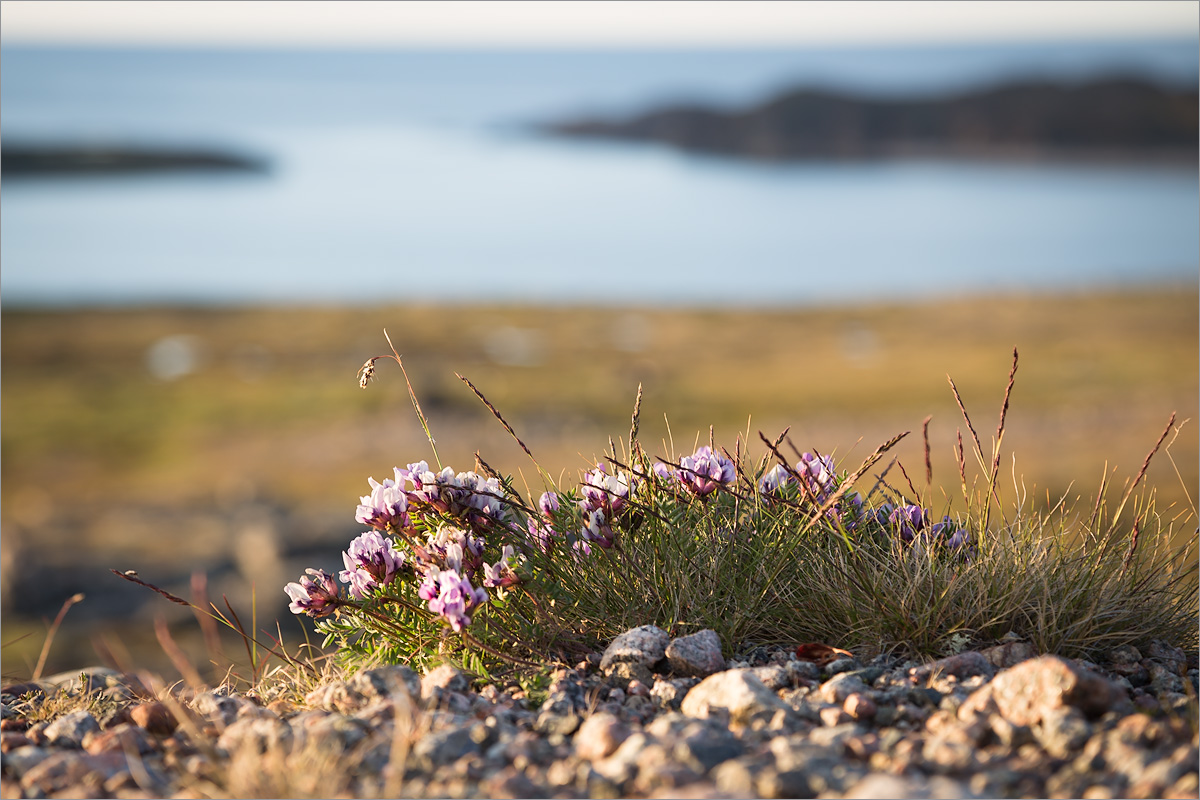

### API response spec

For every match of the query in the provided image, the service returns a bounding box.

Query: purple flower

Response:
[580,507,615,548]
[795,452,838,500]
[398,461,506,524]
[538,491,560,518]
[758,463,796,496]
[422,526,483,576]
[355,470,411,530]
[652,462,677,481]
[526,516,558,553]
[482,544,520,588]
[284,569,341,618]
[678,446,736,497]
[418,567,488,632]
[581,464,630,514]
[887,504,929,543]
[930,516,972,552]
[338,531,406,600]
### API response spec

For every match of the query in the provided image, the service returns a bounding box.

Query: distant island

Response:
[1,144,269,177]
[542,76,1198,162]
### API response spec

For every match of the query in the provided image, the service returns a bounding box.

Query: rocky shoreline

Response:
[2,628,1197,799]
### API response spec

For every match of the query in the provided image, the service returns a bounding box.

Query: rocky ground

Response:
[2,628,1197,799]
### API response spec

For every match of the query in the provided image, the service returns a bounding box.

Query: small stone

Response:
[574,712,629,761]
[981,639,1038,669]
[664,630,726,678]
[216,715,293,756]
[825,657,858,675]
[820,673,870,704]
[680,669,788,724]
[82,724,155,756]
[412,725,480,770]
[604,662,654,689]
[959,655,1129,727]
[650,678,698,711]
[819,706,850,727]
[129,702,177,736]
[844,693,877,720]
[910,651,995,681]
[534,711,580,737]
[2,745,51,779]
[1034,706,1092,759]
[785,659,821,683]
[422,664,470,700]
[601,625,670,671]
[748,665,789,691]
[673,727,743,773]
[43,710,100,746]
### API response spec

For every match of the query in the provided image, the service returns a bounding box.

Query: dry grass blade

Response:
[382,329,442,469]
[32,593,85,681]
[990,348,1019,485]
[456,372,541,471]
[112,569,191,606]
[803,430,910,538]
[947,375,987,473]
[629,382,644,457]
[154,616,206,689]
[922,415,933,485]
[1107,412,1177,535]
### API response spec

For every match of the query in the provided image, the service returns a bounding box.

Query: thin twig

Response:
[32,593,84,681]
[384,330,442,469]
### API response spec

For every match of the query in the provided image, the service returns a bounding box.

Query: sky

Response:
[2,0,1197,48]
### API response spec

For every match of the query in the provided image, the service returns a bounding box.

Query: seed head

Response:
[358,359,376,389]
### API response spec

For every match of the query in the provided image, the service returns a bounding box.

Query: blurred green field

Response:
[2,285,1196,676]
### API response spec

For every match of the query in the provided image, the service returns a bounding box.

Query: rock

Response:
[191,692,246,727]
[574,712,629,761]
[422,664,470,700]
[128,701,177,736]
[681,669,788,724]
[82,724,155,755]
[534,711,579,737]
[673,725,744,773]
[980,640,1038,669]
[844,773,978,799]
[664,630,726,677]
[748,665,789,691]
[825,657,859,675]
[958,655,1129,727]
[2,745,52,779]
[1035,706,1092,759]
[592,731,649,787]
[1147,661,1186,695]
[785,659,821,683]
[412,725,480,770]
[604,661,654,689]
[42,710,100,746]
[819,673,870,704]
[910,651,995,681]
[18,751,128,795]
[601,625,670,671]
[216,714,293,755]
[651,678,698,710]
[844,693,877,721]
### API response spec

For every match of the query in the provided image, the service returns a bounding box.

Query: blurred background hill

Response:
[2,0,1197,681]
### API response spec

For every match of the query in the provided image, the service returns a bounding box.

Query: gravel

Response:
[1,632,1196,799]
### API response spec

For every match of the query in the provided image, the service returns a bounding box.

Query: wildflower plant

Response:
[289,337,1198,674]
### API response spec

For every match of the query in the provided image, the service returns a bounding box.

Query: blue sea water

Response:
[1,42,1197,307]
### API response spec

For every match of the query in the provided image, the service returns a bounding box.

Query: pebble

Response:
[1,631,1194,799]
